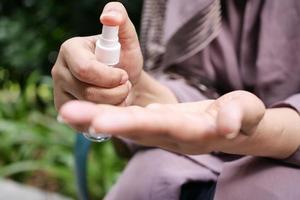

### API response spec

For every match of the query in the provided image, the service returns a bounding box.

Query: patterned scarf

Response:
[140,0,221,70]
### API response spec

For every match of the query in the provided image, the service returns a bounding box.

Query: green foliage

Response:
[0,0,142,81]
[0,0,142,198]
[0,68,126,198]
[0,68,76,195]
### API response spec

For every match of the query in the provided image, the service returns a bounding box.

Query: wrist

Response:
[216,107,300,159]
[245,108,300,159]
[266,108,300,158]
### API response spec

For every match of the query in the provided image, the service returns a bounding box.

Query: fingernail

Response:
[57,115,64,123]
[101,10,120,19]
[120,74,128,84]
[225,132,238,140]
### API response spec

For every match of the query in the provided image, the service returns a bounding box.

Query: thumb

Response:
[213,91,266,139]
[100,2,139,51]
[216,100,243,139]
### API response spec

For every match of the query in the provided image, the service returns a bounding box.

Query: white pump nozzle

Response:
[102,25,119,41]
[95,25,121,66]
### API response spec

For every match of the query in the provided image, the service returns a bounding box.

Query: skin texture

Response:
[54,2,300,159]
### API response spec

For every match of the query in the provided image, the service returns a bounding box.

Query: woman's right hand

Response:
[51,2,143,111]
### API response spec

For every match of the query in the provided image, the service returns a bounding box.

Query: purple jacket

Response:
[105,0,300,199]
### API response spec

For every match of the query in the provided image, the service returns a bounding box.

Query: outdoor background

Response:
[0,0,143,199]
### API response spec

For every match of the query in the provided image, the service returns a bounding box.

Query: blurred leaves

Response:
[0,68,126,198]
[0,68,76,194]
[0,0,143,80]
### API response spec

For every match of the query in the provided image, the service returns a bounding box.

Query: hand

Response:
[51,2,143,110]
[59,91,269,156]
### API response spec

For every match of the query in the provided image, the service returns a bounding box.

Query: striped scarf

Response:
[140,0,221,70]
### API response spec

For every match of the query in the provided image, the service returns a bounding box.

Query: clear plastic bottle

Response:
[83,25,121,142]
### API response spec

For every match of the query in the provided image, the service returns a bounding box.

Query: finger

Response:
[90,104,215,144]
[52,58,77,93]
[214,91,266,138]
[59,101,217,152]
[53,60,131,105]
[216,101,243,139]
[60,36,128,87]
[59,101,101,127]
[100,2,139,51]
[72,80,131,105]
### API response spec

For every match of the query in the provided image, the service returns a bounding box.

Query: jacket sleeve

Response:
[272,93,300,113]
[150,72,218,102]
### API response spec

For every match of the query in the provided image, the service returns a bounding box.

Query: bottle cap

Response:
[95,25,121,66]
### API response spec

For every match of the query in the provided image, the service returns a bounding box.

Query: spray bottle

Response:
[83,25,121,142]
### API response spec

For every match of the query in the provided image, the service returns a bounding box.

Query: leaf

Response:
[0,160,45,177]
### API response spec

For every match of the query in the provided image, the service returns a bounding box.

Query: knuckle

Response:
[60,39,71,53]
[74,65,88,80]
[74,60,94,80]
[60,37,80,53]
[51,65,58,79]
[51,65,64,83]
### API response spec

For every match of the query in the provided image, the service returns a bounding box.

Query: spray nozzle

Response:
[85,25,121,142]
[95,25,121,66]
[102,25,119,41]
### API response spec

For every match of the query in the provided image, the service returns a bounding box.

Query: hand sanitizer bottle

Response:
[83,25,121,142]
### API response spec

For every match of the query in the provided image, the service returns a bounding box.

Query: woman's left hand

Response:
[59,90,269,155]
